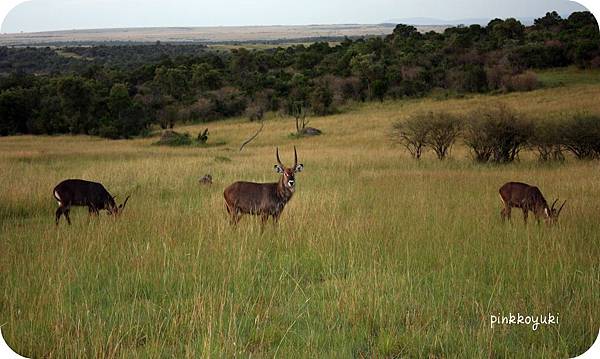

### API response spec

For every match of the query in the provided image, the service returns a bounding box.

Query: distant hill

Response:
[0,24,448,46]
[384,16,536,26]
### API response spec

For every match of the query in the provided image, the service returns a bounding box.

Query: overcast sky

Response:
[0,0,590,33]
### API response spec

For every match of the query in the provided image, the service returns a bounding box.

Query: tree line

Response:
[0,11,598,138]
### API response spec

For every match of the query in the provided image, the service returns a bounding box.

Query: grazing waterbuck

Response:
[53,179,130,225]
[499,182,565,224]
[224,147,304,225]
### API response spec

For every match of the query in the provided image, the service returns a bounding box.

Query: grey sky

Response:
[1,0,589,33]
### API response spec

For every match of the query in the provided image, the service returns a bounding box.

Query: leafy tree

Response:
[57,76,93,134]
[153,66,189,100]
[488,18,525,47]
[0,88,36,135]
[191,63,222,91]
[534,11,563,30]
[310,81,334,115]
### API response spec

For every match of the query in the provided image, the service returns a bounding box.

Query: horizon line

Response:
[2,11,588,35]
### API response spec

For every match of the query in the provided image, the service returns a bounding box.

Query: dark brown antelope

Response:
[53,179,130,225]
[224,147,304,225]
[499,182,565,224]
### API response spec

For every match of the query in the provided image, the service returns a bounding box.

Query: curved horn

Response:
[276,147,283,167]
[557,200,566,216]
[550,198,558,210]
[294,146,298,168]
[119,195,130,210]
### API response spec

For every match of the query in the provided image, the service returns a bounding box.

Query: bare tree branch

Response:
[239,122,264,152]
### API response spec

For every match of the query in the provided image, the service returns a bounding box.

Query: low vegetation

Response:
[153,130,197,146]
[153,129,223,147]
[463,104,534,163]
[560,113,600,159]
[393,104,600,163]
[392,111,462,160]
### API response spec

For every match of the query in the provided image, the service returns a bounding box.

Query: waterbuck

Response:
[499,182,565,224]
[53,179,130,225]
[224,147,303,225]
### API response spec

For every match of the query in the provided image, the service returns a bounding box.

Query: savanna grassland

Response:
[1,69,599,358]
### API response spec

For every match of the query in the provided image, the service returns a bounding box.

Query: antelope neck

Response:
[277,176,294,201]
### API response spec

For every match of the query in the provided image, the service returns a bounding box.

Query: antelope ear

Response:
[274,165,284,173]
[295,163,304,173]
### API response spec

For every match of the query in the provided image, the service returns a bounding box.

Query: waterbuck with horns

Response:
[224,147,304,225]
[53,179,130,225]
[499,182,565,224]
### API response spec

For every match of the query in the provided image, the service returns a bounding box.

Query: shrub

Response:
[96,121,120,139]
[157,105,179,129]
[561,114,600,159]
[392,113,431,159]
[210,87,247,117]
[590,55,600,69]
[424,112,463,160]
[189,97,217,121]
[340,76,363,101]
[446,65,488,93]
[485,64,512,91]
[245,102,265,121]
[154,130,193,146]
[310,81,334,115]
[529,120,565,161]
[462,118,495,162]
[325,75,360,105]
[502,71,539,92]
[462,104,533,163]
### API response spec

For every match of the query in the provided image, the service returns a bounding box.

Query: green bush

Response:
[463,104,533,163]
[310,81,335,115]
[154,130,193,146]
[529,120,565,162]
[561,114,600,159]
[393,111,463,160]
[424,112,463,160]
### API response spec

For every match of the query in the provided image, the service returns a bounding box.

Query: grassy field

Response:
[1,71,599,358]
[0,24,449,46]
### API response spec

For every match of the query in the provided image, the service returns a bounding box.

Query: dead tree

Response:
[197,128,209,144]
[239,122,264,152]
[290,102,309,135]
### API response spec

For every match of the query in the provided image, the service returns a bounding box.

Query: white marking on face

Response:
[544,208,549,217]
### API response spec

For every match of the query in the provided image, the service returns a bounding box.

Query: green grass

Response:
[1,78,599,357]
[535,66,600,87]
